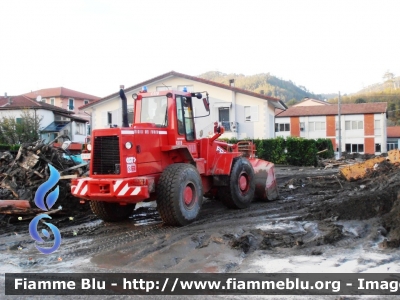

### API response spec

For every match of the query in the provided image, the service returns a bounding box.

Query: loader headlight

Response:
[86,144,92,151]
[125,142,133,149]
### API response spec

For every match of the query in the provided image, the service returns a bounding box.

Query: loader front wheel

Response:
[90,201,135,222]
[219,157,255,209]
[157,164,203,226]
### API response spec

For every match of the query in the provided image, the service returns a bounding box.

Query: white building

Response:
[275,103,388,154]
[0,95,88,143]
[79,71,287,140]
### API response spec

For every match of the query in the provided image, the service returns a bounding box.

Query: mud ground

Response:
[1,164,400,299]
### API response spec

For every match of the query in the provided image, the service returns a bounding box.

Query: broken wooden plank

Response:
[0,200,31,209]
[60,174,78,179]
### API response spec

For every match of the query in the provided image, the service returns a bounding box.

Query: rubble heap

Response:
[0,140,88,213]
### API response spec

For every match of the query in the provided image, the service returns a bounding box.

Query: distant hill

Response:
[198,71,322,106]
[328,73,400,125]
[197,71,400,122]
[356,75,400,95]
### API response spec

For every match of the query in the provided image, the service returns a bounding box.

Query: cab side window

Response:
[176,96,185,135]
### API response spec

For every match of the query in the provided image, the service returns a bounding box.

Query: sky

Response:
[0,0,399,98]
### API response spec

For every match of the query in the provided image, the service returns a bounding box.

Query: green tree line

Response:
[198,71,323,104]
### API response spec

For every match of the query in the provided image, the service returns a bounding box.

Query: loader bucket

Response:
[249,158,279,201]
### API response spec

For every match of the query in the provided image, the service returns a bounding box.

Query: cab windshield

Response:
[140,96,168,127]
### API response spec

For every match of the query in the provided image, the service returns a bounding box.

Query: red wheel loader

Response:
[71,88,278,226]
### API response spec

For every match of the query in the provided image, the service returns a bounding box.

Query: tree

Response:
[383,70,395,91]
[0,109,43,144]
[286,99,297,106]
[355,98,366,103]
[383,70,395,83]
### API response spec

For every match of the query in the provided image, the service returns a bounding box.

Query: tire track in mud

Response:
[52,223,181,261]
[57,198,308,271]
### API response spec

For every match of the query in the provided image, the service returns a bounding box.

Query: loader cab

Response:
[133,89,197,142]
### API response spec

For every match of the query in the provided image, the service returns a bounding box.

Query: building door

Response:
[218,107,230,131]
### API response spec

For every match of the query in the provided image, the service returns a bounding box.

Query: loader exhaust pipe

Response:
[119,88,129,127]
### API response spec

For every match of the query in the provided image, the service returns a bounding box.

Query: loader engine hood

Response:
[90,126,163,177]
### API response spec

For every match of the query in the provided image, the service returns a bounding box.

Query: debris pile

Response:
[0,140,89,215]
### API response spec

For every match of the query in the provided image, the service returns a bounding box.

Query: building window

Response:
[316,121,325,130]
[218,107,230,131]
[375,144,381,152]
[41,98,46,103]
[84,100,89,105]
[345,143,364,153]
[50,98,55,105]
[345,120,363,130]
[244,106,259,122]
[107,112,112,125]
[16,117,23,124]
[309,121,325,131]
[128,105,134,125]
[76,123,85,135]
[156,86,172,91]
[387,143,398,150]
[245,106,251,122]
[275,123,290,132]
[68,98,74,111]
[374,120,380,129]
[300,122,305,131]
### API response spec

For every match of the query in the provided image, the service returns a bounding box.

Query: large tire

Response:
[90,201,135,222]
[218,157,256,209]
[157,164,203,226]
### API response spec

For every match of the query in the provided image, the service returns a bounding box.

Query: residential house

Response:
[23,87,100,120]
[275,103,387,154]
[79,71,287,139]
[293,98,331,107]
[0,94,89,143]
[387,126,400,150]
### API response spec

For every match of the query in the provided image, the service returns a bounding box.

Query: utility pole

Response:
[338,91,342,159]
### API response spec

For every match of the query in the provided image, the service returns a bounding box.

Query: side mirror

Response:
[203,98,210,112]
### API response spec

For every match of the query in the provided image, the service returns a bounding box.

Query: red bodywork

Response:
[71,90,278,204]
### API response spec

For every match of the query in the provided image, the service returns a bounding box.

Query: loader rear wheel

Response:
[157,164,203,226]
[218,157,255,209]
[90,201,135,222]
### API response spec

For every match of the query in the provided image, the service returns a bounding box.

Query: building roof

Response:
[79,70,287,110]
[57,113,88,123]
[41,121,69,133]
[0,95,75,114]
[275,102,387,117]
[293,98,331,106]
[387,126,400,138]
[23,87,100,101]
